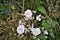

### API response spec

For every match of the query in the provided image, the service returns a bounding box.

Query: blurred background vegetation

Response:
[0,0,60,40]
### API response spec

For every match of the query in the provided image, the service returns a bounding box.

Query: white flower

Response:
[30,28,41,36]
[36,14,41,21]
[44,30,48,35]
[17,24,25,34]
[24,9,32,20]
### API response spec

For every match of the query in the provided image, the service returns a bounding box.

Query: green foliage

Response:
[41,17,58,30]
[5,35,19,40]
[49,29,55,38]
[0,4,4,10]
[2,26,11,33]
[37,7,47,15]
[39,34,46,40]
[41,20,50,30]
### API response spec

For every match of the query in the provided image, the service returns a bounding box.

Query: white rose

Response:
[24,9,32,20]
[30,28,41,36]
[36,14,41,21]
[17,24,25,34]
[44,30,48,35]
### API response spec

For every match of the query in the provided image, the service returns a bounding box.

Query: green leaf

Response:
[41,20,50,30]
[47,18,58,28]
[51,21,58,28]
[37,6,47,15]
[49,29,55,38]
[11,5,15,10]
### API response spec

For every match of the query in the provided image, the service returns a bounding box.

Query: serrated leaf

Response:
[42,20,50,30]
[49,29,55,38]
[37,7,47,15]
[48,19,58,28]
[51,21,58,28]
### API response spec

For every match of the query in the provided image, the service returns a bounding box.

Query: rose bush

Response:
[0,0,60,40]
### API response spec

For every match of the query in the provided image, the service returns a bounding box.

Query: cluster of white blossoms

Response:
[17,9,41,36]
[17,24,41,36]
[24,9,41,21]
